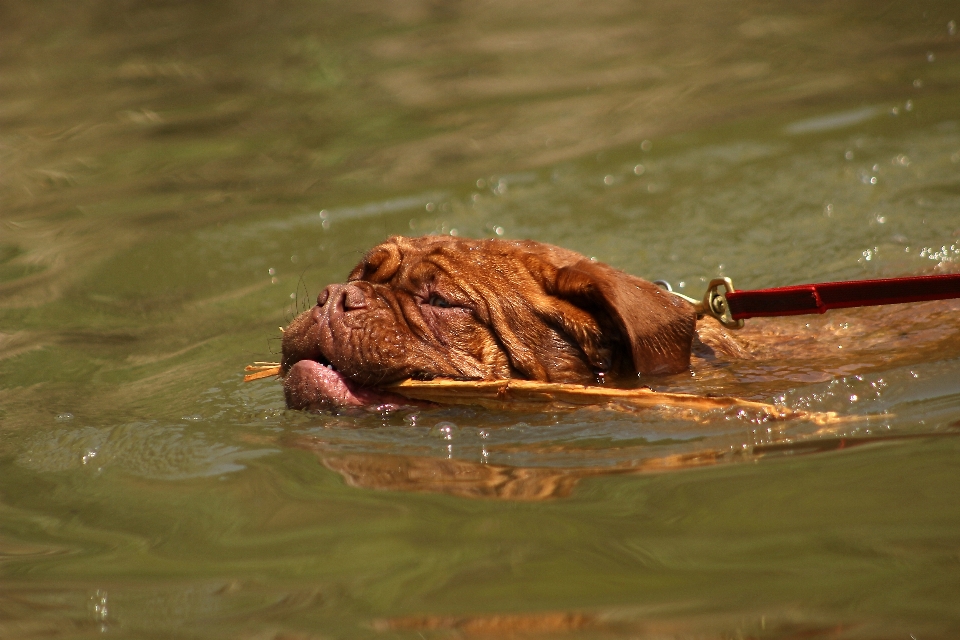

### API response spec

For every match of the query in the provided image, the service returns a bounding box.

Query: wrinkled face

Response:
[281,236,696,409]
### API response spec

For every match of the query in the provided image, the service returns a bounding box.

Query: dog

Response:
[280,235,748,410]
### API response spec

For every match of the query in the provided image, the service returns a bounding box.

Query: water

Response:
[2,0,960,637]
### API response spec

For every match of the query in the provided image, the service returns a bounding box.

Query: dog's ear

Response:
[349,241,402,283]
[549,259,696,375]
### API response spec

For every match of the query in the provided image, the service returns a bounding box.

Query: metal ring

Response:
[652,279,673,292]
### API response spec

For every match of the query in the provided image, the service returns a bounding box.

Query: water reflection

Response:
[293,430,960,501]
[374,608,936,639]
[2,582,941,639]
[3,0,960,635]
[17,422,277,479]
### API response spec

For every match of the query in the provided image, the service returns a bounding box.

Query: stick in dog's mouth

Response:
[244,363,282,381]
[243,360,859,426]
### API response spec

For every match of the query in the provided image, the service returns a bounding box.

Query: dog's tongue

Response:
[283,360,413,410]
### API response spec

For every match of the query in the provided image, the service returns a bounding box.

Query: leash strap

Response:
[697,273,960,328]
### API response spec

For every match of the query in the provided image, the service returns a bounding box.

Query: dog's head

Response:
[281,236,696,408]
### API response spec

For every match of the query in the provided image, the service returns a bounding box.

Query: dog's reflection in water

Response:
[288,430,945,501]
[289,432,722,500]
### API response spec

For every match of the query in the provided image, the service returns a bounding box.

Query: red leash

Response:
[695,273,960,329]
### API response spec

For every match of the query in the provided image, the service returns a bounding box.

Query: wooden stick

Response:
[387,378,795,416]
[243,364,281,382]
[243,363,856,424]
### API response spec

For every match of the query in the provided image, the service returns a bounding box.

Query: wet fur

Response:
[280,236,755,408]
[281,235,960,411]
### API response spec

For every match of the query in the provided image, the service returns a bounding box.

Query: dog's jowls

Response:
[280,235,733,410]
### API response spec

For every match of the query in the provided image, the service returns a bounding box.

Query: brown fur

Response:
[281,235,704,390]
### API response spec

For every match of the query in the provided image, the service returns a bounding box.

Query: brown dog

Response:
[280,235,746,410]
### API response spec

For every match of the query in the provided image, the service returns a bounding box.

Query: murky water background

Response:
[2,1,960,637]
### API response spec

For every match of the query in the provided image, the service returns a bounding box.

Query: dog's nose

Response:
[318,284,368,311]
[317,286,332,307]
[341,284,367,311]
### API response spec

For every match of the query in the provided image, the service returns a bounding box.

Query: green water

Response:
[2,1,960,637]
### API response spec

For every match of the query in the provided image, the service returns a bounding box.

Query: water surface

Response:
[2,1,960,637]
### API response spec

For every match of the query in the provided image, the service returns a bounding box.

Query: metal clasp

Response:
[697,277,744,329]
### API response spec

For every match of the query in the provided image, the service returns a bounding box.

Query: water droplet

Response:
[913,78,923,88]
[849,394,858,402]
[425,202,435,211]
[290,255,298,263]
[321,219,330,230]
[494,226,504,236]
[927,51,936,62]
[430,421,459,440]
[905,100,913,111]
[268,268,276,275]
[640,139,652,151]
[318,209,328,220]
[90,589,109,623]
[845,150,854,160]
[476,178,486,188]
[633,164,645,175]
[289,292,296,299]
[603,175,615,185]
[950,20,957,36]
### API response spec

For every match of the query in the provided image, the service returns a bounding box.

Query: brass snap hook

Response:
[697,277,744,329]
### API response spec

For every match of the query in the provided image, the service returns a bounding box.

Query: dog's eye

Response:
[428,294,451,308]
